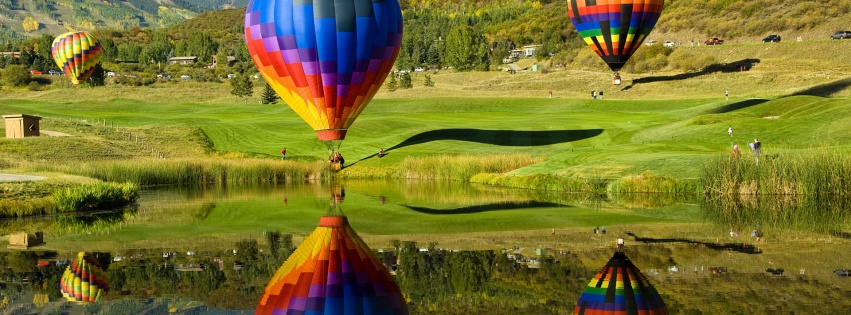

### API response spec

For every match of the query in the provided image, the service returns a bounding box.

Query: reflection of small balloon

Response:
[51,31,102,85]
[282,196,287,205]
[60,252,109,303]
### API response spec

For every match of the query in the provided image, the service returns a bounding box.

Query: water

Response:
[2,180,850,314]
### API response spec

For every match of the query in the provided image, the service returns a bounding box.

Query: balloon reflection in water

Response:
[256,215,407,314]
[60,252,110,303]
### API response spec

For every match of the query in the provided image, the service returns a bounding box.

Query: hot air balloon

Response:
[567,0,664,84]
[51,31,102,85]
[256,215,408,315]
[574,239,668,314]
[60,252,110,303]
[244,0,403,152]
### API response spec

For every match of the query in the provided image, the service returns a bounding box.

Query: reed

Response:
[398,154,545,181]
[0,197,55,218]
[700,149,851,196]
[33,159,330,186]
[53,182,140,212]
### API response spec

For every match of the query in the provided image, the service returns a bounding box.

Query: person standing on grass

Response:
[725,89,729,100]
[599,90,603,100]
[592,89,596,99]
[753,138,761,164]
[549,90,553,98]
[281,148,286,160]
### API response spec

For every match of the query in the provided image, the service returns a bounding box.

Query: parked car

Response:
[704,38,724,45]
[831,31,851,39]
[157,73,172,79]
[227,73,237,79]
[107,71,115,77]
[762,35,781,43]
[644,39,657,46]
[414,67,425,72]
[662,40,675,47]
[180,74,191,79]
[29,70,42,75]
[48,70,61,75]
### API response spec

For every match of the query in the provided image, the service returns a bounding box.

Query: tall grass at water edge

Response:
[33,159,330,186]
[53,182,139,212]
[700,149,851,196]
[398,154,545,180]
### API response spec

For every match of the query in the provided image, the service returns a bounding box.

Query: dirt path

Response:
[0,174,45,182]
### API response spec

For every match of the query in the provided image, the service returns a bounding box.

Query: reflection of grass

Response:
[702,194,851,234]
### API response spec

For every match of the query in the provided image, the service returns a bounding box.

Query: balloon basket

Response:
[329,162,342,171]
[613,78,621,85]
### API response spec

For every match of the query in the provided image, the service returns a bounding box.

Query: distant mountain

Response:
[0,0,248,43]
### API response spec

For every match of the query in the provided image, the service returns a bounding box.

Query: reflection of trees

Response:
[702,195,851,233]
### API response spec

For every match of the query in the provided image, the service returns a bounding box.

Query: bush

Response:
[2,65,31,87]
[53,182,139,212]
[400,72,413,89]
[423,74,434,87]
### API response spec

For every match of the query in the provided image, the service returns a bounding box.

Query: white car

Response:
[662,40,675,47]
[645,39,657,46]
[414,67,425,72]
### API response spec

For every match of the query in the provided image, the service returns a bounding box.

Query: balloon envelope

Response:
[60,252,109,303]
[567,0,664,72]
[574,251,668,315]
[245,0,404,141]
[256,216,408,315]
[51,31,102,85]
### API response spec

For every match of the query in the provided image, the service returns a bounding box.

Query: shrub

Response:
[53,182,139,212]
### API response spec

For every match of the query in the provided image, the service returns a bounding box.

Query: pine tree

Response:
[387,75,398,92]
[400,72,413,89]
[423,74,434,87]
[260,82,278,104]
[230,75,254,104]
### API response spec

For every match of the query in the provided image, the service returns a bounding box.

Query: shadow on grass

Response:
[388,128,603,150]
[787,77,851,97]
[402,201,567,215]
[626,232,762,254]
[350,128,604,165]
[707,98,770,114]
[620,59,760,91]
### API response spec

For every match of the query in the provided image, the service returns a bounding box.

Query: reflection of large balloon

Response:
[51,31,102,85]
[574,251,668,314]
[60,252,109,303]
[567,0,664,72]
[257,216,407,315]
[244,0,403,142]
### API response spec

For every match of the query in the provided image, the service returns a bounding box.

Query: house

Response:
[522,45,543,58]
[211,55,237,68]
[0,52,21,59]
[168,56,198,65]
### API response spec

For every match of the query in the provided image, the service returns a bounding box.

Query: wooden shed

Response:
[8,232,44,249]
[3,114,41,138]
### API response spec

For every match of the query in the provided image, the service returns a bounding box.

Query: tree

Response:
[99,37,118,63]
[423,74,434,87]
[445,25,489,71]
[259,82,278,104]
[118,42,142,62]
[142,32,173,65]
[86,64,106,87]
[230,74,253,104]
[214,47,229,76]
[386,75,398,92]
[2,65,31,87]
[22,17,39,32]
[400,72,412,89]
[186,31,217,65]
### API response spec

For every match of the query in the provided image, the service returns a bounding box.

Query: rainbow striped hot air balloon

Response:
[51,31,102,85]
[574,251,668,315]
[244,0,403,143]
[257,216,408,315]
[567,0,664,83]
[60,252,109,303]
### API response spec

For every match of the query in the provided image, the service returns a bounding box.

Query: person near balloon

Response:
[378,148,386,158]
[280,147,286,160]
[599,90,604,100]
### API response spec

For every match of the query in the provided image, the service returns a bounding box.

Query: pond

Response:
[1,180,850,314]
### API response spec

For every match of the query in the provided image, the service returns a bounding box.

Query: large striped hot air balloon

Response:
[51,31,102,85]
[60,252,110,303]
[257,216,408,315]
[574,250,668,314]
[567,0,664,84]
[244,0,403,145]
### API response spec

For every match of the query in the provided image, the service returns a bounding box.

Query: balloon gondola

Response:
[567,0,664,85]
[51,31,102,85]
[244,0,404,156]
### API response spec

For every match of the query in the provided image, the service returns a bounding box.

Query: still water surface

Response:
[2,180,850,314]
